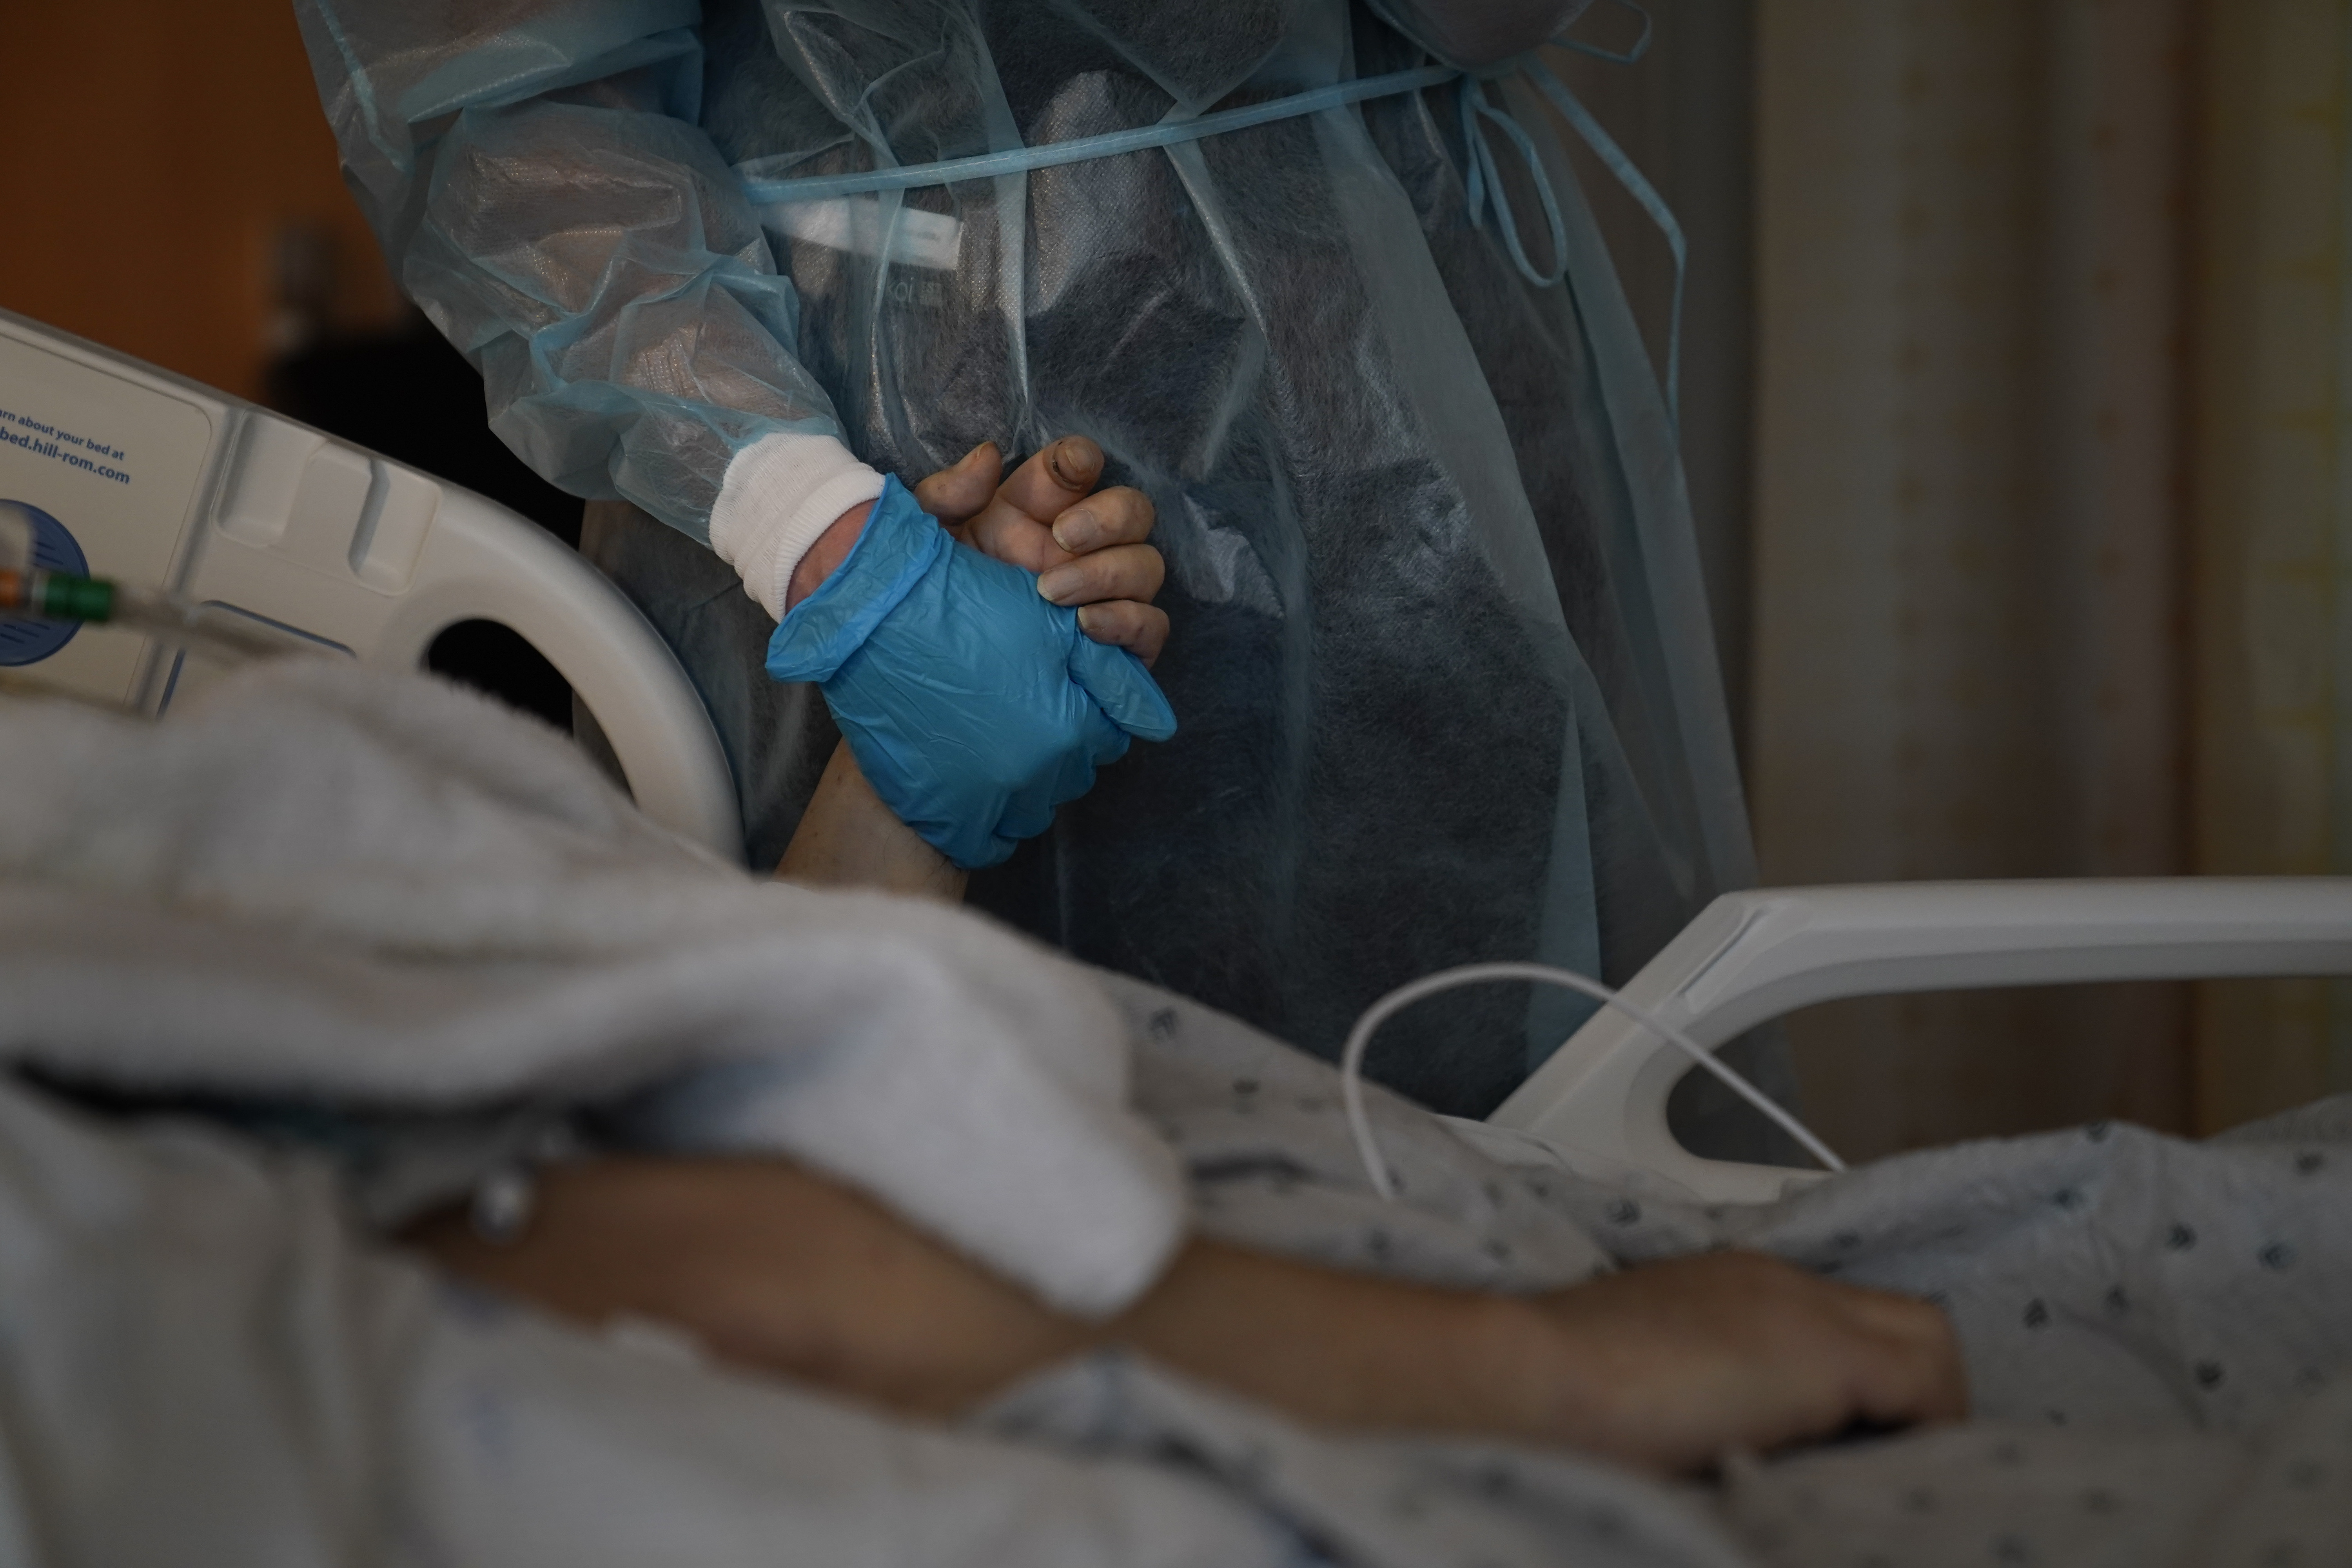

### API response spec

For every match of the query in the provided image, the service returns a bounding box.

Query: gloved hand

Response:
[766,476,1177,869]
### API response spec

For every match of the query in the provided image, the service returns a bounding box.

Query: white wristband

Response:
[708,431,888,622]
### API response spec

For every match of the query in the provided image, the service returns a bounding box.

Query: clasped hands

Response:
[914,435,1171,664]
[765,437,1173,873]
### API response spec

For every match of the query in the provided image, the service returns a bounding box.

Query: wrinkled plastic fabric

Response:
[299,0,1789,1139]
[295,0,844,539]
[768,476,1177,869]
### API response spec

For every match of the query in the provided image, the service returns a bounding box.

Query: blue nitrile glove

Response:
[766,475,1178,869]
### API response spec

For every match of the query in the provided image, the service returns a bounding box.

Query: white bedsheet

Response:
[0,662,1181,1318]
[2,663,2349,1568]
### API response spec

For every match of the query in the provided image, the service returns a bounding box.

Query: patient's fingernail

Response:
[1038,566,1083,604]
[1052,507,1099,553]
[1047,436,1102,490]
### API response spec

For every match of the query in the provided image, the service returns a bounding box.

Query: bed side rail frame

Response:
[1488,878,2352,1203]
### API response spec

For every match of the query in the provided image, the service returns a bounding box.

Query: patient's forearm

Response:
[1114,1233,1544,1436]
[775,742,966,901]
[411,1156,1073,1416]
[407,1156,1964,1471]
[408,1157,1528,1431]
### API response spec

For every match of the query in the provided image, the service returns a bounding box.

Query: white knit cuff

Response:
[708,431,889,622]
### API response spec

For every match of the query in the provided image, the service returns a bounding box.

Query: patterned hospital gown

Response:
[1043,976,2352,1568]
[32,975,2352,1568]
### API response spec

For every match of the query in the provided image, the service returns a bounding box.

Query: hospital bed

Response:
[6,306,2348,1207]
[0,307,739,862]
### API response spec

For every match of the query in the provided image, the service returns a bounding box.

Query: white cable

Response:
[1338,961,1845,1201]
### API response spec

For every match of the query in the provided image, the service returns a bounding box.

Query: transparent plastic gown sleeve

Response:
[295,0,847,542]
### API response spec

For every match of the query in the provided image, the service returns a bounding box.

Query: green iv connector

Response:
[37,573,114,624]
[1,566,318,665]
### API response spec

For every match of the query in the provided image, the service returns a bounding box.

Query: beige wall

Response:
[1754,0,2195,1158]
[2189,2,2352,1129]
[1757,0,2352,1151]
[0,0,397,400]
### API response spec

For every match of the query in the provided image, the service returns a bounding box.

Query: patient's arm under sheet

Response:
[0,1079,1296,1568]
[775,736,967,899]
[414,1152,1961,1475]
[0,1075,1753,1568]
[18,1058,2352,1568]
[409,1159,1552,1435]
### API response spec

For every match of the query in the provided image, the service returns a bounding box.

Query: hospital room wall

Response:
[0,0,401,399]
[2188,2,2352,1133]
[1753,0,2352,1152]
[1754,0,2194,1158]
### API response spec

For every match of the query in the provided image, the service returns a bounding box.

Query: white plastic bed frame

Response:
[8,309,2348,1208]
[0,308,740,862]
[1494,879,2352,1203]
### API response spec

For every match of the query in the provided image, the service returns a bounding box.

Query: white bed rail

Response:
[0,307,742,863]
[180,470,742,863]
[1488,878,2352,1204]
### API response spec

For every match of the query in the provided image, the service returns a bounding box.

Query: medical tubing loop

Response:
[1339,962,1845,1203]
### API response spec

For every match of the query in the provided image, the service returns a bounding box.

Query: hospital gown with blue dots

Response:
[1091,977,2352,1568]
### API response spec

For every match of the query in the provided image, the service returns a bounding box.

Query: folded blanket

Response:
[0,662,1183,1317]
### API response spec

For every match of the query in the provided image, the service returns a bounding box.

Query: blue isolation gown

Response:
[296,0,1785,1139]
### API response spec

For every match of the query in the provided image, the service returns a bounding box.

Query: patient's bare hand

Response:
[1519,1251,1967,1472]
[916,437,1169,665]
[783,435,1167,660]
